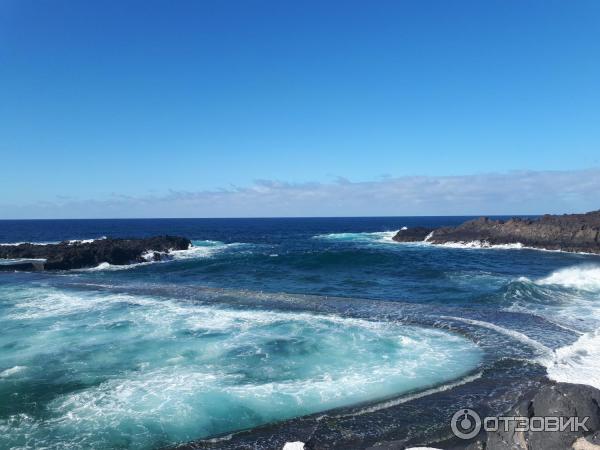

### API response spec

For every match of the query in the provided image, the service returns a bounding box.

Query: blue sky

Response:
[1,0,599,218]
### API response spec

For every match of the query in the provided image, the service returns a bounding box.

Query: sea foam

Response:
[0,284,482,448]
[532,265,600,389]
[547,329,600,389]
[314,230,399,244]
[78,240,247,271]
[536,265,600,292]
[0,366,27,378]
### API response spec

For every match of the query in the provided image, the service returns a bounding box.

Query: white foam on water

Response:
[397,237,526,251]
[141,250,158,261]
[511,267,600,333]
[536,265,600,292]
[283,442,305,450]
[83,261,139,272]
[76,240,247,271]
[498,265,600,390]
[504,304,586,335]
[441,316,552,357]
[0,366,27,378]
[424,240,598,255]
[30,329,477,447]
[314,230,399,244]
[170,240,246,260]
[528,265,600,389]
[0,258,47,264]
[0,285,483,448]
[67,236,107,244]
[435,240,525,250]
[78,260,159,272]
[0,237,107,246]
[339,371,483,417]
[6,288,131,320]
[402,236,596,253]
[546,329,600,389]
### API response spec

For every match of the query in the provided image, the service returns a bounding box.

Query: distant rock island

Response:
[393,210,600,254]
[0,236,191,271]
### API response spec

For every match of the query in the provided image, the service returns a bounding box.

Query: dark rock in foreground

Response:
[393,210,600,254]
[0,235,191,270]
[460,382,600,450]
[365,382,600,450]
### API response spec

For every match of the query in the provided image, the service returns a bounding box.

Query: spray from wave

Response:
[519,265,600,389]
[536,265,600,292]
[547,329,600,389]
[314,230,399,244]
[434,240,525,250]
[78,240,248,271]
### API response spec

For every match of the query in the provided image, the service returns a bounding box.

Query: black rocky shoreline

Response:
[0,235,191,270]
[392,210,600,254]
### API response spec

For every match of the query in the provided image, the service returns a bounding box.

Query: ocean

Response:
[1,217,599,449]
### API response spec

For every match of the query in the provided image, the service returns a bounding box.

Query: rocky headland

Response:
[393,210,600,254]
[0,235,191,270]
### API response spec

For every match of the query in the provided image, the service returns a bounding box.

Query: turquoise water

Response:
[1,217,600,449]
[0,285,481,448]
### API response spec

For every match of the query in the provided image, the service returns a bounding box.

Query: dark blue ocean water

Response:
[1,217,599,449]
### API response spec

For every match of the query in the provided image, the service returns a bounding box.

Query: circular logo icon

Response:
[451,408,481,440]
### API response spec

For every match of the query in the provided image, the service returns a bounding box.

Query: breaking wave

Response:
[536,266,600,389]
[434,240,525,250]
[314,230,399,244]
[0,236,107,246]
[79,240,249,271]
[499,265,600,389]
[536,265,600,292]
[546,329,600,389]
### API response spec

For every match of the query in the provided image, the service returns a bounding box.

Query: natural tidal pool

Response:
[0,284,483,449]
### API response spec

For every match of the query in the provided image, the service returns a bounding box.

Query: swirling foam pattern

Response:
[0,285,482,449]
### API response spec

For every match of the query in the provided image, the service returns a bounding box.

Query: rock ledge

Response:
[0,235,191,270]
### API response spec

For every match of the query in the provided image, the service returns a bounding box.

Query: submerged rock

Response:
[392,211,600,254]
[0,235,191,270]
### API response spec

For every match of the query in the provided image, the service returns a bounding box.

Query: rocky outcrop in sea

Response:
[392,210,600,254]
[0,235,191,270]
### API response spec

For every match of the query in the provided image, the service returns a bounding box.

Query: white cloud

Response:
[1,168,599,219]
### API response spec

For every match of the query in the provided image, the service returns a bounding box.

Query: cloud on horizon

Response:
[2,168,600,219]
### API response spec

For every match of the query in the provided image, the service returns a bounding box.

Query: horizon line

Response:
[0,213,546,221]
